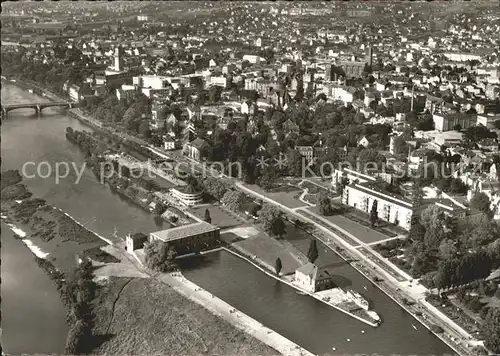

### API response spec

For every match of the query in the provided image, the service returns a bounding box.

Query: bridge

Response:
[1,102,80,117]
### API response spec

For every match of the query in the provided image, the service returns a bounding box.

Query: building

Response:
[477,114,500,129]
[183,138,210,161]
[365,46,373,68]
[331,167,377,190]
[126,232,148,252]
[343,182,414,230]
[294,263,333,293]
[164,136,175,150]
[432,113,477,132]
[170,182,203,206]
[114,47,123,72]
[296,146,314,163]
[149,221,220,255]
[339,61,366,79]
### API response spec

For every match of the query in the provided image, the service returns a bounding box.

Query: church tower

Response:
[114,47,123,72]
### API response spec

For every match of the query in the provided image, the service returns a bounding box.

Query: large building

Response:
[432,113,477,132]
[150,221,220,255]
[171,182,203,206]
[343,182,414,230]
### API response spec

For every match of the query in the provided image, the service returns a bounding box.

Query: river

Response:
[1,82,455,355]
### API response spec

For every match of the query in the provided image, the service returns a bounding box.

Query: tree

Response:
[144,240,177,272]
[482,308,500,353]
[408,217,426,243]
[258,204,282,234]
[470,192,492,218]
[275,257,282,275]
[438,239,457,260]
[270,216,286,239]
[370,200,378,227]
[138,121,151,139]
[317,192,331,215]
[259,166,278,191]
[204,208,212,223]
[295,79,304,102]
[307,239,319,263]
[221,190,245,212]
[153,201,167,216]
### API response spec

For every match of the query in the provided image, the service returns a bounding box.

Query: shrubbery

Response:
[144,239,177,272]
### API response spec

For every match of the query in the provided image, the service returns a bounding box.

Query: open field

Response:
[190,204,242,229]
[242,184,308,209]
[92,276,279,356]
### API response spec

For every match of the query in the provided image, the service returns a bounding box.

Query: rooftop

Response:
[151,221,219,242]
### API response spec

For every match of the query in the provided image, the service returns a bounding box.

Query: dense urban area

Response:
[1,2,500,356]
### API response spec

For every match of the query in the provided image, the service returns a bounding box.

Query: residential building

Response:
[164,136,175,151]
[183,137,210,161]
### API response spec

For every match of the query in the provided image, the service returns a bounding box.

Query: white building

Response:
[242,54,265,64]
[163,136,176,150]
[432,113,477,132]
[343,183,414,230]
[170,183,203,206]
[294,263,332,293]
[477,113,500,129]
[210,76,228,88]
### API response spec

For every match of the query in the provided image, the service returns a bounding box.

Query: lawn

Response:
[92,277,278,356]
[307,207,390,245]
[233,234,304,275]
[190,205,242,229]
[242,184,308,209]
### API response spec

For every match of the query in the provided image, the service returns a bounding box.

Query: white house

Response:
[164,136,175,151]
[294,263,332,293]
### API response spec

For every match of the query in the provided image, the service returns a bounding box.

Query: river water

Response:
[1,83,455,355]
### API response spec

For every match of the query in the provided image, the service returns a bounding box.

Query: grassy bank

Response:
[91,276,279,356]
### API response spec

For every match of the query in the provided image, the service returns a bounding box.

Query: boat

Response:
[346,289,370,310]
[28,89,33,94]
[367,310,381,322]
[412,324,417,330]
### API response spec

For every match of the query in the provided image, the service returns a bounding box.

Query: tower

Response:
[114,47,123,72]
[365,46,373,68]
